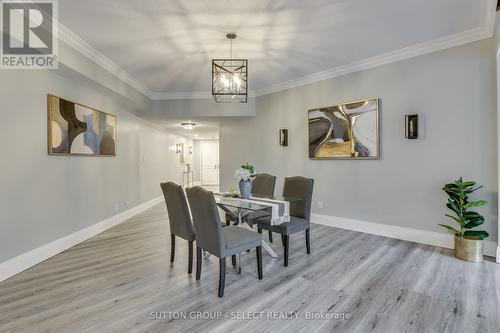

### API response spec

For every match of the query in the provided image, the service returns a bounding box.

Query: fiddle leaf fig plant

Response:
[440,177,489,239]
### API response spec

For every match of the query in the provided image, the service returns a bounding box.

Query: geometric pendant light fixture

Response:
[212,33,248,103]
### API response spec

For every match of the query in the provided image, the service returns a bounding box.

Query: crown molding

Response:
[56,0,496,101]
[57,22,154,99]
[150,91,256,100]
[255,0,496,97]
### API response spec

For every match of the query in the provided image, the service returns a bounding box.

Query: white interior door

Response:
[201,141,219,185]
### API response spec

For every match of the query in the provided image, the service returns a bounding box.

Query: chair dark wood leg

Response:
[256,246,263,280]
[170,234,175,263]
[257,227,262,234]
[281,234,286,247]
[188,241,193,274]
[196,247,202,280]
[305,228,311,254]
[268,231,273,243]
[232,255,237,266]
[218,257,226,298]
[283,235,289,267]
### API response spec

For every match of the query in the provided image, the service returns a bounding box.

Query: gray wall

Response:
[193,140,202,183]
[0,69,191,262]
[220,39,498,241]
[495,12,500,51]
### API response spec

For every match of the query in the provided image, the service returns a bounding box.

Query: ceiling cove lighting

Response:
[181,122,196,130]
[212,33,248,103]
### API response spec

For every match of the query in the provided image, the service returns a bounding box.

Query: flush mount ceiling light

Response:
[212,33,248,103]
[181,122,196,130]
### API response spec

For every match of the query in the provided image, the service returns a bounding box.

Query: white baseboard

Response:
[311,213,498,259]
[0,196,163,283]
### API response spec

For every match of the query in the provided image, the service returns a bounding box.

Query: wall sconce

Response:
[405,114,418,139]
[176,143,185,163]
[188,146,193,155]
[279,129,288,146]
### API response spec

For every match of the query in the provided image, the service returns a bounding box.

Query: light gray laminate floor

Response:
[1,204,499,333]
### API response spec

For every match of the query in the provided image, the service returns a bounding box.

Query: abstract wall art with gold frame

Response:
[47,94,116,156]
[308,98,379,159]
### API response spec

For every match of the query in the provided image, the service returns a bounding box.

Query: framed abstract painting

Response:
[47,95,116,156]
[308,98,379,159]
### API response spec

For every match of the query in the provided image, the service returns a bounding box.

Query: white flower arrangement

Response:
[234,163,256,182]
[234,168,253,181]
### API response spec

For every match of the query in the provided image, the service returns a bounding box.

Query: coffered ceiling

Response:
[59,0,495,98]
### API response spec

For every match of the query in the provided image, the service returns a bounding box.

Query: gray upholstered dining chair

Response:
[252,173,276,196]
[160,182,195,274]
[226,173,277,242]
[186,186,263,298]
[255,176,314,267]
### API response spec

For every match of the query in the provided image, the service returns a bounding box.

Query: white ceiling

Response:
[59,0,490,96]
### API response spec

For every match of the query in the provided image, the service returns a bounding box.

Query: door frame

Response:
[200,140,219,186]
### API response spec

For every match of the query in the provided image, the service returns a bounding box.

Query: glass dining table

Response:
[214,194,301,260]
